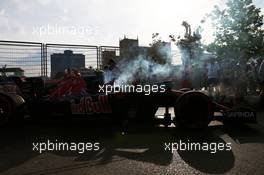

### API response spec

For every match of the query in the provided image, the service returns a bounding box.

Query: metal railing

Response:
[0,40,43,77]
[45,43,98,77]
[0,40,120,78]
[98,46,120,69]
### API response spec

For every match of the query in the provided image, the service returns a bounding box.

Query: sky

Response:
[0,0,264,47]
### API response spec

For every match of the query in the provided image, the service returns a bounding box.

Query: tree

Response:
[207,0,264,96]
[208,0,264,62]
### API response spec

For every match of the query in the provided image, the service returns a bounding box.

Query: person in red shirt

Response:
[49,69,87,98]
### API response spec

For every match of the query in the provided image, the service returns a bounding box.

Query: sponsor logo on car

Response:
[71,95,112,114]
[227,111,255,118]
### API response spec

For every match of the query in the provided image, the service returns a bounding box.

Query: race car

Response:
[0,72,257,129]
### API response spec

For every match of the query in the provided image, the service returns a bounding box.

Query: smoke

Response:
[103,40,177,85]
[115,56,174,85]
[153,43,172,64]
[103,37,263,108]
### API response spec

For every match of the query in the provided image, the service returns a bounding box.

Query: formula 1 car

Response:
[0,74,257,129]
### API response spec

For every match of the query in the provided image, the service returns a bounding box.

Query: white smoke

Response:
[115,56,174,85]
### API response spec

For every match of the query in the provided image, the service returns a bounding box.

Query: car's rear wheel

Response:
[0,94,25,126]
[0,94,13,125]
[174,91,213,129]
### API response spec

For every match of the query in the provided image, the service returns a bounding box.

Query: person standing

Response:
[206,58,220,97]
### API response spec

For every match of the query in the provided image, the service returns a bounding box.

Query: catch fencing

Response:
[0,40,120,78]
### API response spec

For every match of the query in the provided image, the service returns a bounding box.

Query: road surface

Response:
[0,110,264,175]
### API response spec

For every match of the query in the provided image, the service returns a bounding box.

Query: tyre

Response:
[0,93,25,126]
[0,94,14,125]
[174,91,213,129]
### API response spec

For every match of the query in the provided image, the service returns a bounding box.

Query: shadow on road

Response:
[174,128,234,174]
[0,118,263,174]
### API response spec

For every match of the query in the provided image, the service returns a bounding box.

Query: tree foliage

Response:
[208,0,264,62]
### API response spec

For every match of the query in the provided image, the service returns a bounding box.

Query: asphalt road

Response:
[0,111,264,175]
